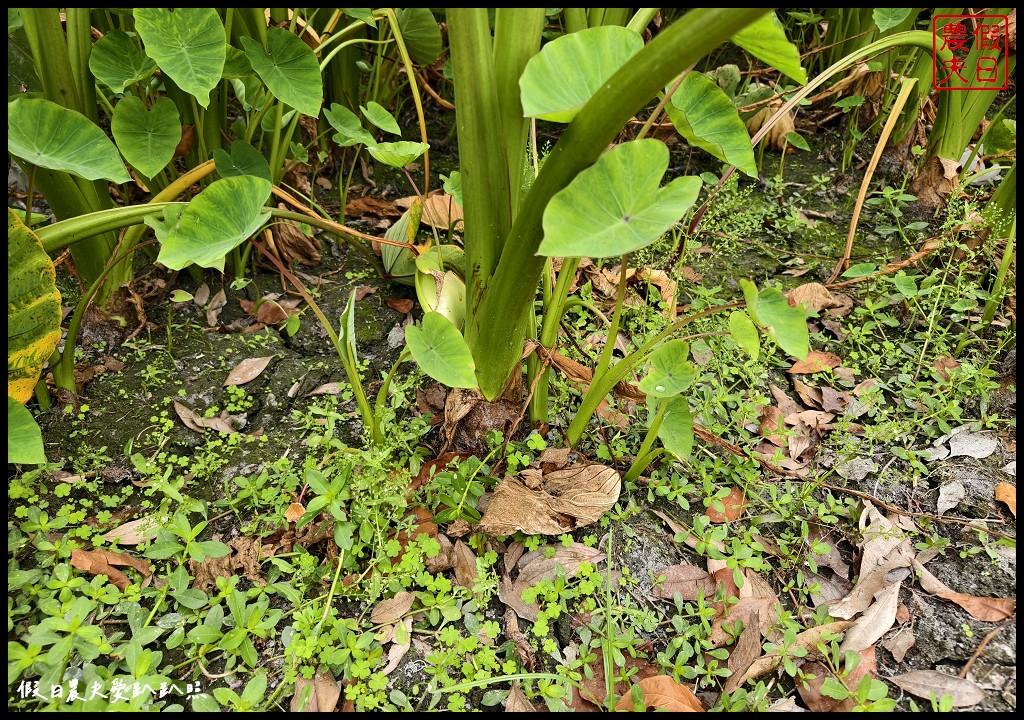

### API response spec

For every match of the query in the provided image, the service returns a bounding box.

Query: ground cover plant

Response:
[7,7,1016,713]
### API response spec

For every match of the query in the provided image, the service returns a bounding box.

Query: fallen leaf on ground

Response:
[500,543,605,622]
[506,682,539,712]
[224,356,274,386]
[769,383,803,416]
[452,539,479,590]
[614,675,703,712]
[796,660,855,712]
[380,617,413,675]
[787,282,840,313]
[307,382,343,396]
[386,297,414,313]
[578,650,660,708]
[839,581,900,654]
[370,591,415,624]
[995,482,1016,516]
[705,486,747,523]
[193,282,211,306]
[889,670,986,708]
[912,559,1016,621]
[103,514,167,545]
[284,502,305,523]
[478,465,620,536]
[206,288,227,326]
[788,351,843,374]
[173,401,238,434]
[946,430,999,459]
[291,666,341,712]
[937,480,965,516]
[735,621,855,687]
[652,563,716,601]
[882,626,916,662]
[71,549,152,590]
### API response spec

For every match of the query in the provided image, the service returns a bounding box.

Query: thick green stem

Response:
[464,8,770,400]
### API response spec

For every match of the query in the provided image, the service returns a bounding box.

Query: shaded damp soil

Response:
[15,131,1016,711]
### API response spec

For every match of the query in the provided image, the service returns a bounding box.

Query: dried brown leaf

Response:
[839,581,900,654]
[173,401,237,434]
[797,661,855,712]
[735,621,856,687]
[705,486,747,523]
[995,482,1016,516]
[478,465,620,536]
[758,405,788,447]
[370,591,415,625]
[787,282,839,313]
[193,283,211,307]
[889,670,986,708]
[912,559,1016,621]
[386,297,414,313]
[788,351,843,374]
[206,288,227,326]
[453,539,479,590]
[652,563,716,601]
[614,675,704,712]
[506,682,539,712]
[502,543,605,621]
[103,514,166,545]
[380,617,413,675]
[224,356,274,386]
[284,502,306,523]
[792,378,823,408]
[71,549,152,590]
[769,383,803,416]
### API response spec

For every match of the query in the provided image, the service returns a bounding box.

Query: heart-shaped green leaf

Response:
[111,96,181,179]
[731,12,807,86]
[396,7,442,65]
[755,287,809,360]
[658,396,694,460]
[9,396,45,465]
[240,27,322,118]
[520,25,638,122]
[8,209,62,405]
[520,25,643,123]
[405,312,477,389]
[213,140,272,183]
[156,176,272,272]
[89,29,158,92]
[134,8,226,107]
[729,311,760,361]
[8,97,130,183]
[666,71,757,178]
[366,141,429,168]
[873,8,914,32]
[539,139,701,258]
[639,340,696,398]
[324,103,377,147]
[361,101,400,135]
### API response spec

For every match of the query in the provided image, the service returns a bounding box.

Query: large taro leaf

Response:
[111,96,181,179]
[396,7,443,65]
[741,279,809,360]
[155,176,272,272]
[729,310,760,361]
[89,29,158,93]
[240,27,322,118]
[361,101,400,135]
[8,97,130,183]
[8,209,62,406]
[9,395,46,465]
[639,340,696,398]
[520,25,644,123]
[658,396,694,460]
[381,202,422,285]
[134,8,226,108]
[665,71,758,178]
[731,12,807,86]
[405,312,477,389]
[212,140,272,183]
[539,139,701,258]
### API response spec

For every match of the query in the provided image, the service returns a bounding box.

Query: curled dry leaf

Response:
[193,282,211,307]
[290,666,341,712]
[838,581,900,655]
[284,502,306,523]
[452,539,479,590]
[206,288,227,326]
[946,430,999,459]
[994,482,1016,516]
[224,356,274,386]
[735,621,856,687]
[500,543,605,622]
[380,617,413,676]
[889,670,986,708]
[478,464,620,536]
[613,675,704,712]
[506,682,539,713]
[70,549,152,591]
[173,401,237,434]
[386,297,414,313]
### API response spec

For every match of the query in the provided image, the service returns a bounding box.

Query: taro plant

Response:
[398,8,812,452]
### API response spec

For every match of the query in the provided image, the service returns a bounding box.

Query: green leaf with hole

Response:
[639,340,696,398]
[156,176,272,272]
[212,140,272,183]
[366,141,429,168]
[658,396,693,460]
[325,104,377,147]
[240,27,322,117]
[9,396,45,465]
[405,312,477,389]
[873,8,913,33]
[111,96,181,179]
[731,12,807,85]
[89,29,158,92]
[539,140,701,258]
[396,7,442,65]
[665,71,757,178]
[361,102,400,135]
[134,8,225,108]
[520,25,643,123]
[8,97,130,183]
[729,311,760,361]
[756,287,809,360]
[8,209,62,405]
